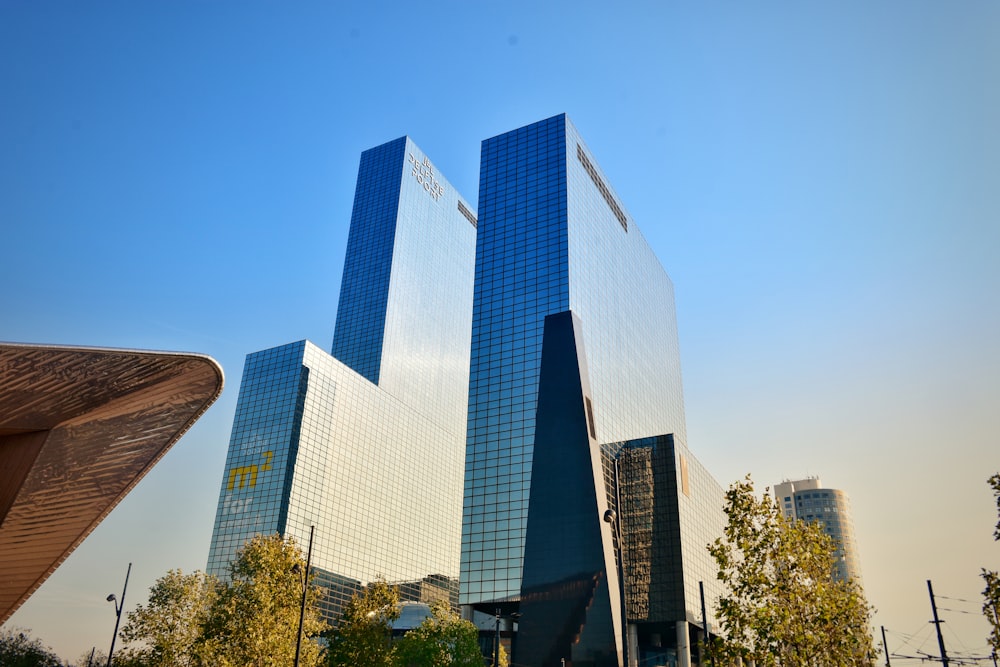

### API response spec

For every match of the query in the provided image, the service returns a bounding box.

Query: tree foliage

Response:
[108,651,151,667]
[116,533,326,667]
[982,473,1000,653]
[71,647,107,667]
[0,627,64,667]
[990,473,1000,542]
[708,476,876,667]
[327,579,400,667]
[117,569,218,666]
[200,533,328,667]
[984,570,1000,654]
[391,601,483,667]
[327,584,486,667]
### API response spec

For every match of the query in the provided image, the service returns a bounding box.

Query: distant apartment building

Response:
[773,477,863,584]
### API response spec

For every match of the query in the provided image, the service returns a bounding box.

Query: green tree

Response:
[391,601,483,667]
[982,473,1000,653]
[990,473,1000,541]
[985,570,1000,654]
[116,569,218,666]
[0,627,63,667]
[708,475,876,667]
[201,533,328,667]
[327,579,400,667]
[108,650,150,667]
[71,647,106,667]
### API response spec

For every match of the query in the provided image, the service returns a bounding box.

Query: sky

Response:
[2,1,998,663]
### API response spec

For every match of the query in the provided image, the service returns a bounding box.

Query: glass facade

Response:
[205,117,731,664]
[518,311,623,667]
[612,435,727,666]
[461,115,689,605]
[461,115,726,667]
[207,137,476,619]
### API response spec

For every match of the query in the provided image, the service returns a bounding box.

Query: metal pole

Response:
[880,625,891,667]
[992,597,1000,645]
[494,608,501,667]
[107,562,131,667]
[990,595,1000,667]
[294,525,315,667]
[612,455,629,667]
[700,581,713,667]
[927,580,949,667]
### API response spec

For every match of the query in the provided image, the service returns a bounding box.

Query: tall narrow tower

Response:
[460,114,725,667]
[206,137,476,618]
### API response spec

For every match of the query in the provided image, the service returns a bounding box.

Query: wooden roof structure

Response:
[0,343,223,623]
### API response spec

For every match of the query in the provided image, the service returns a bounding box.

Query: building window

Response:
[680,453,690,497]
[577,144,628,232]
[457,200,478,228]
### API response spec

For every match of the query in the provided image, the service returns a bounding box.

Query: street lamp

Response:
[604,501,630,667]
[493,608,500,667]
[105,562,131,667]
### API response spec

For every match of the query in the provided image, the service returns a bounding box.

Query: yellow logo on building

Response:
[227,451,273,491]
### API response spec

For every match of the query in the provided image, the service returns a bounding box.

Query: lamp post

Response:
[603,507,629,667]
[699,581,713,667]
[493,608,501,667]
[605,449,632,667]
[293,525,315,667]
[105,562,131,667]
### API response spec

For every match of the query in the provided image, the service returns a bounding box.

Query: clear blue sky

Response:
[3,1,998,662]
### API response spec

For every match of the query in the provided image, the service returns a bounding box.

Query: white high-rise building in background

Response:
[774,477,864,584]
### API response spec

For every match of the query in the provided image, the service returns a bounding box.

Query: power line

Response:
[937,596,984,606]
[938,607,982,616]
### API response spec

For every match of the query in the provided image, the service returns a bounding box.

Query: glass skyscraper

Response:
[206,117,728,667]
[460,115,725,667]
[206,137,476,617]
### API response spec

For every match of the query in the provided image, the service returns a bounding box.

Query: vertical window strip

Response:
[577,144,628,232]
[457,200,478,228]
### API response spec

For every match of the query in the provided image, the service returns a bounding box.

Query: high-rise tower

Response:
[774,477,864,584]
[460,115,725,667]
[206,137,476,617]
[205,118,727,666]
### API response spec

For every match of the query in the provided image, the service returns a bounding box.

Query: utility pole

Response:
[606,454,631,667]
[880,625,891,667]
[293,525,315,667]
[992,596,1000,646]
[700,581,713,667]
[927,579,949,667]
[616,456,630,667]
[106,562,131,667]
